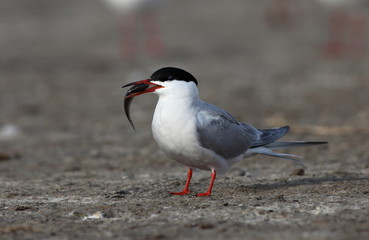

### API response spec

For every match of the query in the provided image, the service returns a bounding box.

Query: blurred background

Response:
[0,0,368,178]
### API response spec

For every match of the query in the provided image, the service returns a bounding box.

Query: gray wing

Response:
[196,102,260,159]
[251,126,290,148]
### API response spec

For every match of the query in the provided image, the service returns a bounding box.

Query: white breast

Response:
[149,80,235,172]
[152,98,198,160]
[151,97,229,172]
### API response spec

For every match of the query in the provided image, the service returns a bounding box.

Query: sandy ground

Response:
[1,0,369,239]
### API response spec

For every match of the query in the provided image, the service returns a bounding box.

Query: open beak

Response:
[122,79,163,131]
[123,79,163,98]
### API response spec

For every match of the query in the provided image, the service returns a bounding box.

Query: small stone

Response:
[0,152,12,161]
[230,169,246,177]
[198,222,214,229]
[290,168,305,176]
[15,206,32,211]
[275,194,286,202]
[89,150,101,158]
[82,211,106,220]
[72,211,85,218]
[0,124,21,140]
[108,190,129,198]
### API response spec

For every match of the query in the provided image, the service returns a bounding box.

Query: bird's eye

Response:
[168,76,174,80]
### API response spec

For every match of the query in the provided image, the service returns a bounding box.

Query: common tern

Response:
[122,67,327,197]
[316,0,368,58]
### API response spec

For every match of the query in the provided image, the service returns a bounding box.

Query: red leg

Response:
[196,169,216,197]
[324,9,347,58]
[120,15,137,59]
[143,13,163,57]
[169,169,192,195]
[348,14,368,58]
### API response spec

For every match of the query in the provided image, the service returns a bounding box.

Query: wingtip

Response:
[307,141,328,145]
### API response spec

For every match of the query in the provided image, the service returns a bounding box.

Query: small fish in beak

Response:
[122,79,163,130]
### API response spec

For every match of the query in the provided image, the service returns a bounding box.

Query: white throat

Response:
[151,80,200,127]
[151,80,199,100]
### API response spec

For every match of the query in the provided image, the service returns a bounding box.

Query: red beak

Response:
[122,79,163,98]
[122,79,163,131]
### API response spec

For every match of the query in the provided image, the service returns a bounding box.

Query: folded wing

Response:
[196,103,260,159]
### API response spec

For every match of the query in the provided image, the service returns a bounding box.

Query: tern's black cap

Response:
[150,67,198,85]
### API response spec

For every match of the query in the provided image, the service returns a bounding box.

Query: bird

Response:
[122,67,327,197]
[103,0,164,58]
[315,0,368,59]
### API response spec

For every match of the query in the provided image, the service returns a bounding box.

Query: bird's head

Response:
[122,67,198,130]
[122,67,198,98]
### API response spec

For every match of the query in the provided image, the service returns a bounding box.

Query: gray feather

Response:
[194,102,327,162]
[251,126,289,148]
[196,101,260,159]
[265,141,328,150]
[247,147,304,165]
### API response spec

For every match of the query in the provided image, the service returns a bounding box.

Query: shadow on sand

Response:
[240,172,369,192]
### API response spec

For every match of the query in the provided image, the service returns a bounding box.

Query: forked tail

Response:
[246,141,328,165]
